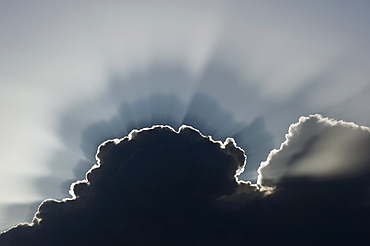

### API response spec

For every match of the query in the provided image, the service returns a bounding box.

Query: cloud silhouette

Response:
[1,120,370,245]
[0,125,249,245]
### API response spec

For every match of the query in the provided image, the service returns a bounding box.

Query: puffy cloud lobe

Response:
[82,126,246,204]
[258,114,370,187]
[1,121,370,245]
[0,125,249,245]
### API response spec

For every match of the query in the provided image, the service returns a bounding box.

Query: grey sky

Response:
[1,0,369,231]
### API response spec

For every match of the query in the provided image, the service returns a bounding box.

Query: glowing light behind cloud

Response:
[1,0,370,232]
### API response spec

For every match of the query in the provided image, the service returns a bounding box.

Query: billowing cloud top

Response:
[75,125,246,203]
[1,120,370,245]
[0,126,249,245]
[258,114,370,187]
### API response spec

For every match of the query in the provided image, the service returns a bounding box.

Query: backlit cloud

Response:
[258,114,370,187]
[1,120,370,245]
[1,0,370,236]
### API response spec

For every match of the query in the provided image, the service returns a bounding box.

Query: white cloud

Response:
[258,114,370,187]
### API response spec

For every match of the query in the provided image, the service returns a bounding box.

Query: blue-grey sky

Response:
[1,0,370,232]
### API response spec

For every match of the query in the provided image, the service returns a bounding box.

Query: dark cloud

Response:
[1,121,370,245]
[0,126,248,245]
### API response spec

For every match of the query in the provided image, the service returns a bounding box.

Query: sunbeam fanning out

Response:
[44,62,277,204]
[1,0,370,237]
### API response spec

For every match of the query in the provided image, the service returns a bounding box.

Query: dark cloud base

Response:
[1,124,370,245]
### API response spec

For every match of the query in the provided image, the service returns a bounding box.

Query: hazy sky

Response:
[1,0,370,232]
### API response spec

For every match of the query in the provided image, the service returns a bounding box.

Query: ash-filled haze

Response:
[1,0,370,237]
